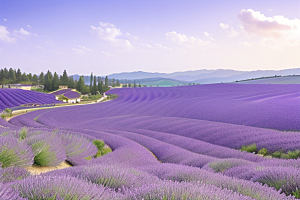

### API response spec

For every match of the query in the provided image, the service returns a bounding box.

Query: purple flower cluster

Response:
[13,175,121,199]
[0,167,30,184]
[24,133,67,166]
[0,183,24,200]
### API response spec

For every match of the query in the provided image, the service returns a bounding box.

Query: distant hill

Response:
[129,78,187,87]
[72,68,300,85]
[234,75,300,84]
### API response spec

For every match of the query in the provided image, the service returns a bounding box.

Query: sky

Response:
[0,0,299,76]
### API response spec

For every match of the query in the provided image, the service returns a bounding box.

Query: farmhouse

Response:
[2,84,32,90]
[59,85,68,89]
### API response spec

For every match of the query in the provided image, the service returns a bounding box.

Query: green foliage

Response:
[0,148,18,168]
[208,161,232,173]
[92,140,112,158]
[32,143,54,166]
[81,94,102,101]
[293,190,300,199]
[18,127,28,141]
[258,148,268,156]
[241,144,257,153]
[4,108,12,114]
[272,150,300,159]
[1,114,6,119]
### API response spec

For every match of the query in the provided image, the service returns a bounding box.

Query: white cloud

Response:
[240,42,252,46]
[90,22,133,48]
[269,9,272,12]
[72,48,84,55]
[219,23,239,37]
[165,31,209,46]
[219,23,229,29]
[238,9,300,47]
[78,45,92,51]
[238,9,298,38]
[141,43,153,48]
[204,31,214,40]
[155,43,173,51]
[3,19,7,22]
[101,51,111,56]
[0,25,15,43]
[27,25,32,29]
[72,45,93,54]
[14,28,31,37]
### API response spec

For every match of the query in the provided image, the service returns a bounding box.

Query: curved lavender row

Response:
[0,119,17,128]
[77,115,299,152]
[50,89,71,95]
[13,175,122,199]
[64,91,81,99]
[108,128,265,162]
[63,128,160,167]
[0,167,30,184]
[138,163,296,200]
[104,129,219,168]
[8,109,50,128]
[0,183,23,200]
[45,163,161,191]
[124,180,255,200]
[0,89,61,111]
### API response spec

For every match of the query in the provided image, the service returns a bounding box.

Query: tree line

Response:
[0,68,120,94]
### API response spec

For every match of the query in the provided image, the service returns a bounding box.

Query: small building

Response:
[6,84,32,90]
[59,85,68,89]
[51,89,81,103]
[63,91,81,103]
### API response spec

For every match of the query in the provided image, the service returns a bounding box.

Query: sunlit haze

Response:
[0,0,299,75]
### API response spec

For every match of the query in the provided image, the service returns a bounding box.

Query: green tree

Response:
[0,69,4,83]
[90,72,93,90]
[68,76,75,88]
[91,75,98,95]
[32,74,38,85]
[8,68,16,83]
[97,77,103,94]
[139,84,141,87]
[3,68,9,80]
[76,76,85,93]
[112,78,115,87]
[104,76,109,91]
[28,73,33,81]
[133,80,136,87]
[44,70,53,91]
[21,73,29,82]
[16,68,22,83]
[52,72,60,91]
[60,70,69,85]
[116,79,120,87]
[39,72,44,85]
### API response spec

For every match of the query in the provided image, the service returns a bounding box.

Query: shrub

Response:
[0,114,6,119]
[272,151,282,158]
[4,108,12,114]
[0,136,34,168]
[258,148,268,156]
[60,133,97,165]
[92,140,112,158]
[287,150,300,159]
[25,133,66,166]
[18,128,28,141]
[205,159,253,173]
[251,166,300,197]
[241,144,257,153]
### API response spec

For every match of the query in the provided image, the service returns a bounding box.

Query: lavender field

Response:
[0,89,61,111]
[1,83,300,199]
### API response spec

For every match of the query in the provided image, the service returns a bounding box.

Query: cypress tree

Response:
[90,72,93,90]
[32,74,38,85]
[39,72,44,85]
[52,72,60,91]
[68,76,75,88]
[92,75,97,95]
[98,77,103,94]
[104,76,108,92]
[61,70,69,85]
[16,68,22,83]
